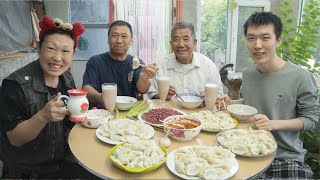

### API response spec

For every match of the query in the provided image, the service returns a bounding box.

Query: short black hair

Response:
[243,11,283,39]
[108,20,133,37]
[39,29,75,49]
[171,21,196,40]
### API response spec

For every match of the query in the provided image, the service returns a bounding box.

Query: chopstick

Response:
[175,93,184,102]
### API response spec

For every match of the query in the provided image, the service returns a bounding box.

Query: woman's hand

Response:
[38,92,70,123]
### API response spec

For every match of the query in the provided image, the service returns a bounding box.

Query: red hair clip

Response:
[39,15,85,47]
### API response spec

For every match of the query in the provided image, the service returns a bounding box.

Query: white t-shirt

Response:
[147,52,223,98]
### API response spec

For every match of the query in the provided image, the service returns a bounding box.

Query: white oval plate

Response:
[96,120,155,145]
[137,108,186,127]
[166,146,239,179]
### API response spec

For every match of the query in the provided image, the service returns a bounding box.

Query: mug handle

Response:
[57,95,69,109]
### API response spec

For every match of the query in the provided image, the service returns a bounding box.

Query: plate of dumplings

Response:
[216,128,277,157]
[96,119,154,145]
[189,110,237,132]
[109,139,167,173]
[166,145,238,179]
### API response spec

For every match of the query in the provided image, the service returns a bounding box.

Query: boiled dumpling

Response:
[201,167,224,179]
[144,144,156,156]
[125,135,140,144]
[132,56,140,69]
[249,146,260,156]
[110,134,122,141]
[143,157,153,167]
[185,163,202,176]
[184,157,206,165]
[231,144,248,155]
[175,161,186,174]
[125,124,137,135]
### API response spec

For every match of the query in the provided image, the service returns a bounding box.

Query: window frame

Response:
[227,0,270,67]
[67,0,110,60]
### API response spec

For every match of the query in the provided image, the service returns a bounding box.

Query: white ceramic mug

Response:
[58,89,89,122]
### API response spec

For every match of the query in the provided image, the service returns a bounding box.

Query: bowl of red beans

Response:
[163,115,202,141]
[137,108,186,127]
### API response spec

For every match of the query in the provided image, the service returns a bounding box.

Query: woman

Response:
[0,16,95,178]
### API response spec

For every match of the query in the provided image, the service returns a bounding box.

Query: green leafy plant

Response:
[279,0,320,178]
[300,88,320,179]
[200,0,227,60]
[300,127,320,178]
[278,0,320,76]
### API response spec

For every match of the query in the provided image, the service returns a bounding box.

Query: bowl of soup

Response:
[163,115,201,141]
[175,93,204,109]
[116,96,137,110]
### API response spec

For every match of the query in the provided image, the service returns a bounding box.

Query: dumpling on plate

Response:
[231,144,249,155]
[185,163,202,176]
[201,167,224,179]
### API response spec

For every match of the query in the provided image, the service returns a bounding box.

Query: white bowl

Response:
[175,93,204,109]
[82,109,111,128]
[116,96,137,110]
[227,104,258,122]
[163,115,202,141]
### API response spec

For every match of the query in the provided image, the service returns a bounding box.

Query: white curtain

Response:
[112,0,172,64]
[0,1,33,55]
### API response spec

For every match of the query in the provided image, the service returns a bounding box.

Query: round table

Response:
[68,99,275,179]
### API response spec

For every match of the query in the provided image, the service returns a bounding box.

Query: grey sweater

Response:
[242,61,319,162]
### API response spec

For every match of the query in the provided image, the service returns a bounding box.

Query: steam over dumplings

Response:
[174,146,235,179]
[216,128,277,156]
[190,111,236,132]
[111,140,166,168]
[98,119,153,143]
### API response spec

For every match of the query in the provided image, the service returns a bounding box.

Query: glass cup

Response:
[157,76,170,106]
[102,83,117,113]
[205,83,218,111]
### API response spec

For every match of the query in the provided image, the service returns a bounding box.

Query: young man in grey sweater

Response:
[217,12,319,179]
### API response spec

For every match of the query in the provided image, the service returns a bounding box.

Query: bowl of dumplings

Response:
[227,104,258,122]
[109,139,167,173]
[163,115,202,141]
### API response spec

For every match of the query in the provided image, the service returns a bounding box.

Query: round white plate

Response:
[95,121,155,145]
[137,108,186,127]
[166,146,239,179]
